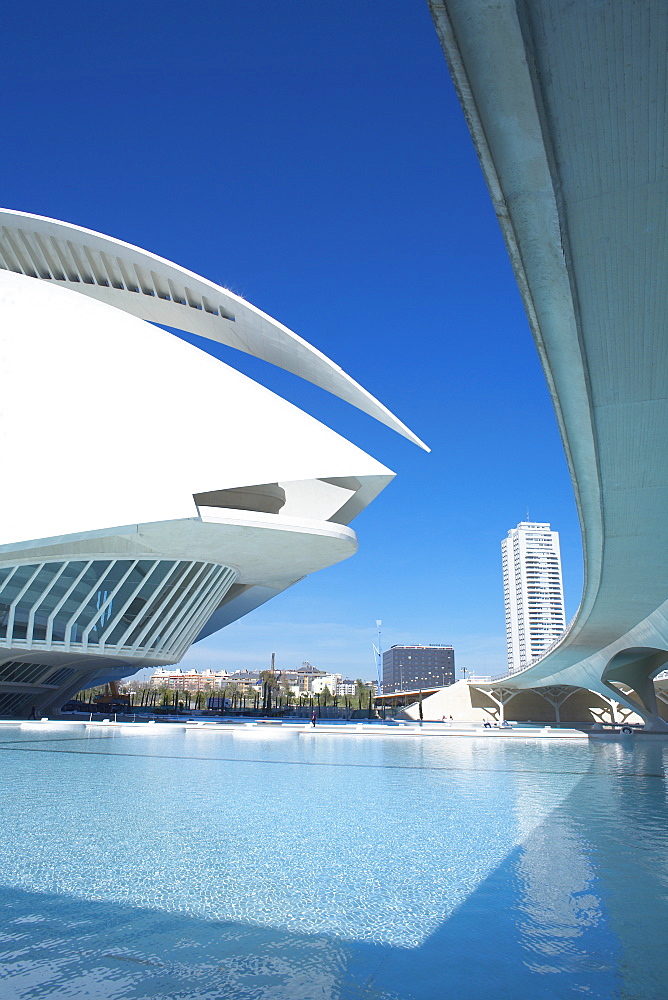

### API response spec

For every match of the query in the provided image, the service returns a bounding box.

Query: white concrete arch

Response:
[0,208,428,451]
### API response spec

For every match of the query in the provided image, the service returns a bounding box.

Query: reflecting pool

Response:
[1,724,667,998]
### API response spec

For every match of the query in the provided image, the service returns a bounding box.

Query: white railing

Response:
[485,615,578,683]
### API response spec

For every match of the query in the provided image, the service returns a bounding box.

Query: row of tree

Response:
[75,676,376,715]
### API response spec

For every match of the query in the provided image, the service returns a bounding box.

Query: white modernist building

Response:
[502,522,566,672]
[0,209,425,717]
[430,1,668,727]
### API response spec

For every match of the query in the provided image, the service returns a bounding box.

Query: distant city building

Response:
[309,672,341,695]
[502,521,566,672]
[147,667,261,693]
[147,664,377,702]
[382,645,455,693]
[226,670,263,694]
[148,668,225,691]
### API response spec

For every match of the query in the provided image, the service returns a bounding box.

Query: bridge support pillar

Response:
[602,647,668,731]
[476,685,520,724]
[533,685,577,724]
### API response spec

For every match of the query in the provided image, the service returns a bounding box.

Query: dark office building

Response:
[382,645,455,693]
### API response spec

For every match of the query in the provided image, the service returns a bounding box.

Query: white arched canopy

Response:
[0,208,428,451]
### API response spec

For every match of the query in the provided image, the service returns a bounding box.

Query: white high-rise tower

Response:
[502,521,566,673]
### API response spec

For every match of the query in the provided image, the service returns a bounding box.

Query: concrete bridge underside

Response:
[429,0,668,727]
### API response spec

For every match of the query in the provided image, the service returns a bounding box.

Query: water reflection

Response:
[1,728,668,998]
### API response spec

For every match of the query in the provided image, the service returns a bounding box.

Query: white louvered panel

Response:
[34,233,66,280]
[66,241,95,284]
[122,564,193,653]
[167,277,187,305]
[5,565,44,644]
[170,566,236,661]
[2,228,37,277]
[185,286,203,311]
[80,559,137,648]
[0,237,21,272]
[82,245,111,287]
[145,563,213,656]
[99,251,125,289]
[201,295,219,316]
[45,562,92,644]
[116,256,139,292]
[26,562,68,643]
[96,561,166,652]
[111,562,185,652]
[151,269,171,300]
[17,230,52,279]
[155,563,219,657]
[49,236,80,282]
[134,262,156,297]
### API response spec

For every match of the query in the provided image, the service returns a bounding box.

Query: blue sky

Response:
[4,1,582,680]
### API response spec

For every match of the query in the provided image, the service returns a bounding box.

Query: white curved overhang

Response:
[0,208,428,451]
[0,514,360,651]
[0,515,359,595]
[431,0,668,692]
[0,269,394,547]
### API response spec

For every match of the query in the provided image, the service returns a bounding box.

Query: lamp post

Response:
[375,619,385,719]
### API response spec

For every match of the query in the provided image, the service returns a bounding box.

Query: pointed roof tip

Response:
[406,429,431,453]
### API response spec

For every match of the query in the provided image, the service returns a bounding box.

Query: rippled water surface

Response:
[1,723,667,999]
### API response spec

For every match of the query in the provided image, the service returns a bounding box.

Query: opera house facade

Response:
[0,210,425,717]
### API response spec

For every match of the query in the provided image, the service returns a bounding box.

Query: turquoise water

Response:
[1,724,667,999]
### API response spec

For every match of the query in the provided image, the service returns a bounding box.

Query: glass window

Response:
[69,561,133,644]
[162,565,224,654]
[0,566,16,594]
[90,560,155,645]
[43,667,74,686]
[0,566,40,638]
[0,692,32,716]
[104,561,176,647]
[128,563,203,650]
[0,661,50,684]
[31,562,87,641]
[12,564,64,640]
[51,561,110,643]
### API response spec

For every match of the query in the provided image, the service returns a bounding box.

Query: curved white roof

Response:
[0,208,428,451]
[0,269,393,547]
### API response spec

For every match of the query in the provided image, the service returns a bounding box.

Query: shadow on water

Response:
[2,738,668,999]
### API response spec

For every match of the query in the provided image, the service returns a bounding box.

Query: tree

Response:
[355,679,366,710]
[222,682,238,713]
[260,670,280,712]
[280,679,294,706]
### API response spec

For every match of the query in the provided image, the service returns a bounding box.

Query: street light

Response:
[375,619,383,718]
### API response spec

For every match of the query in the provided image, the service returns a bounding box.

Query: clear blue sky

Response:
[3,1,582,680]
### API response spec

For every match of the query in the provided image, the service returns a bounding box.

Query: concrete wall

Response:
[398,680,657,726]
